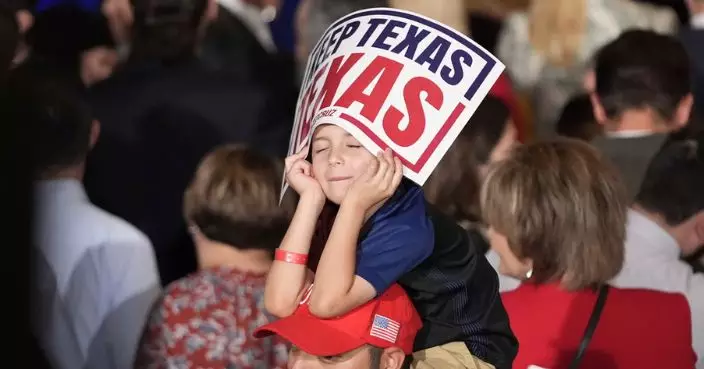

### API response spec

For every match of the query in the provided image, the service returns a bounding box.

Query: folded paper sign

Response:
[282,7,504,196]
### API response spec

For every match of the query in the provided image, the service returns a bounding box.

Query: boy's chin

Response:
[323,189,347,205]
[325,194,344,205]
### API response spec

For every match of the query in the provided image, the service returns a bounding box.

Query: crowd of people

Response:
[2,0,703,368]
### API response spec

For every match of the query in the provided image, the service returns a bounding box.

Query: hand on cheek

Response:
[285,146,326,210]
[343,148,403,214]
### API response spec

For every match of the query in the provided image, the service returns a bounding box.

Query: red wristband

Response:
[275,249,308,265]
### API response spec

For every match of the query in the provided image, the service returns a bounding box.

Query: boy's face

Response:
[311,124,375,204]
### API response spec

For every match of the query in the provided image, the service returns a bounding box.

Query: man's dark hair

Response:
[556,94,600,141]
[594,30,691,123]
[129,0,208,63]
[14,77,93,175]
[636,132,704,225]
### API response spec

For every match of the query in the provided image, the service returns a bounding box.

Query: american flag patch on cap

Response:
[369,314,400,343]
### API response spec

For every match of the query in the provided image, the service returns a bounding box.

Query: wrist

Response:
[339,199,368,220]
[299,192,325,211]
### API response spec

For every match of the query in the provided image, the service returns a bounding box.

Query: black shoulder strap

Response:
[568,285,610,369]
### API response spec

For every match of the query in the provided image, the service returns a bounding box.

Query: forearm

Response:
[264,197,320,317]
[309,202,366,315]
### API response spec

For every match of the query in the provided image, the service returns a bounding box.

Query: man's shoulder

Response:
[82,203,152,248]
[591,133,668,154]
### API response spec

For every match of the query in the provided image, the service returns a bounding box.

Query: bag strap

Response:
[568,284,610,369]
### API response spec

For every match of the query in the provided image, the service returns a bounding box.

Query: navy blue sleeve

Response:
[355,216,434,295]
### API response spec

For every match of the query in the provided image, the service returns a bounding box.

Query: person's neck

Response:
[38,164,84,182]
[604,109,669,135]
[196,238,272,275]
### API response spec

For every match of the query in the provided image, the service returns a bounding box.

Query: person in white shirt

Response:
[23,76,161,369]
[611,134,704,369]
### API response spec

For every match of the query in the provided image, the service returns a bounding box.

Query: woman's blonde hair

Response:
[480,139,628,290]
[528,0,587,67]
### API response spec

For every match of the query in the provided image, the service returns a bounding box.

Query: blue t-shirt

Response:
[355,181,434,295]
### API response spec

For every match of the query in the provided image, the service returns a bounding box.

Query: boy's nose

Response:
[328,151,343,166]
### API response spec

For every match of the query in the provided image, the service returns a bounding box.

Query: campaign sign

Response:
[283,7,504,195]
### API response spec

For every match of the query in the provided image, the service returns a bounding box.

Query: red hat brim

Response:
[254,314,368,357]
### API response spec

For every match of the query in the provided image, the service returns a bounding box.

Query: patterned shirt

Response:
[136,267,288,369]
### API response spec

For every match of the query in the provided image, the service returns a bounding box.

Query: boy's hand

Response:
[343,148,403,214]
[285,146,326,211]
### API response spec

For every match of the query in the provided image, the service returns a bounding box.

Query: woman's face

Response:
[310,124,375,204]
[487,227,532,280]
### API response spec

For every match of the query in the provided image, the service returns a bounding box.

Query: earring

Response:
[525,269,533,280]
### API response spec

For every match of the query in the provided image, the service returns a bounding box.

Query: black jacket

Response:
[85,57,292,285]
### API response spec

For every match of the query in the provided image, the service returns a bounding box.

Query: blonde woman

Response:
[497,0,678,138]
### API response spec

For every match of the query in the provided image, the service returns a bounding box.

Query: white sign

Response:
[283,7,504,195]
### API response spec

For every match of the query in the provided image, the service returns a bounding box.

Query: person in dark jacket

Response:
[85,0,292,285]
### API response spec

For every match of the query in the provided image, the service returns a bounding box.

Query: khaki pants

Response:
[411,342,496,369]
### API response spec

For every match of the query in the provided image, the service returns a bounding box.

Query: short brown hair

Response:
[184,145,291,251]
[480,139,628,290]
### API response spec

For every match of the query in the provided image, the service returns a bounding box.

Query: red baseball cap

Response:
[254,284,422,356]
